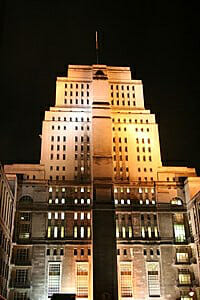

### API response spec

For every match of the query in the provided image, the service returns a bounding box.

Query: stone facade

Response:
[3,64,200,300]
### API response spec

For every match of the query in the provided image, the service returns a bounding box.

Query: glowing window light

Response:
[146,199,150,205]
[81,212,84,220]
[122,226,126,238]
[128,226,132,238]
[140,200,143,205]
[87,198,90,204]
[127,199,131,205]
[74,226,78,238]
[61,226,64,238]
[139,188,142,193]
[87,212,90,220]
[80,226,84,238]
[81,198,84,204]
[48,226,51,238]
[115,199,118,205]
[61,212,65,220]
[141,226,145,238]
[148,226,152,238]
[154,226,158,238]
[55,212,58,219]
[74,212,78,220]
[87,226,91,238]
[49,187,52,192]
[81,187,84,192]
[116,225,120,238]
[55,198,59,204]
[48,212,51,220]
[61,198,65,204]
[49,198,52,204]
[121,199,125,205]
[54,226,58,238]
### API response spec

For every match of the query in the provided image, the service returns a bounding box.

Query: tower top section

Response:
[65,64,132,82]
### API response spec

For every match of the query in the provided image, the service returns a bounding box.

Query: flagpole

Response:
[96,31,99,64]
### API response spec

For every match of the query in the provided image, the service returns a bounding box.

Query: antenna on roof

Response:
[96,31,99,64]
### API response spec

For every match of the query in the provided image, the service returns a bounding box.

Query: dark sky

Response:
[0,1,200,174]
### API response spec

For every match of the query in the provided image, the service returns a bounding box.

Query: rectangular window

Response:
[120,262,133,298]
[16,269,28,284]
[48,263,61,298]
[76,262,89,298]
[174,224,186,242]
[147,262,160,297]
[178,270,191,285]
[176,252,189,263]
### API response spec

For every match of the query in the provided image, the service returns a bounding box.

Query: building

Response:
[4,64,200,300]
[0,165,16,300]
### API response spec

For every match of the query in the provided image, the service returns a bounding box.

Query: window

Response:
[174,224,186,242]
[120,262,133,298]
[74,226,78,238]
[176,252,189,263]
[147,262,160,297]
[178,269,191,285]
[48,263,61,297]
[76,262,89,298]
[16,269,28,284]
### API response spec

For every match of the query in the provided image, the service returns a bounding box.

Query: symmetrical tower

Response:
[4,64,200,300]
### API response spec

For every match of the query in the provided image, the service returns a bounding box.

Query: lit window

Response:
[141,226,145,238]
[48,226,51,238]
[48,212,51,220]
[122,226,126,238]
[127,199,130,205]
[128,226,132,238]
[74,198,78,204]
[49,187,53,192]
[81,187,84,192]
[61,226,64,238]
[87,198,90,204]
[147,262,160,297]
[55,198,59,204]
[174,224,186,242]
[80,226,84,238]
[152,200,156,205]
[120,262,133,298]
[139,188,142,193]
[140,200,143,205]
[74,226,78,238]
[81,198,84,204]
[61,212,65,220]
[87,212,90,220]
[48,263,61,297]
[54,226,58,238]
[178,270,191,285]
[54,212,58,219]
[146,199,149,205]
[154,226,158,238]
[127,188,130,193]
[115,199,118,205]
[87,226,91,238]
[121,199,125,205]
[176,252,189,263]
[74,212,78,220]
[116,224,119,238]
[76,262,89,298]
[81,212,84,220]
[148,226,152,238]
[61,198,65,204]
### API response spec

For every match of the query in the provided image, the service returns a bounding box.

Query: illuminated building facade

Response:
[0,165,16,300]
[4,64,200,300]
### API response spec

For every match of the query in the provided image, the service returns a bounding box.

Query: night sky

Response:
[1,1,200,174]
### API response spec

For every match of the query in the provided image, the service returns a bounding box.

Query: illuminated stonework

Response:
[4,64,200,300]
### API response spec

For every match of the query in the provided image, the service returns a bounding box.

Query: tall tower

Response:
[5,64,199,300]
